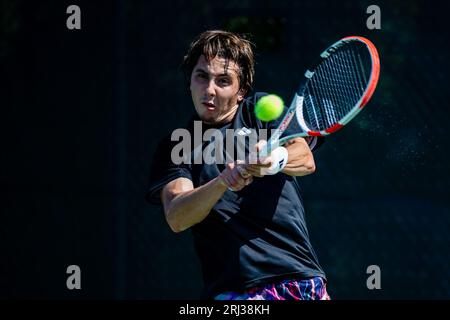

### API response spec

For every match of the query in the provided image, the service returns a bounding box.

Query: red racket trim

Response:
[342,36,380,110]
[325,123,344,134]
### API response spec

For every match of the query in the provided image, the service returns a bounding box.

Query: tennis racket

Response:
[260,36,380,157]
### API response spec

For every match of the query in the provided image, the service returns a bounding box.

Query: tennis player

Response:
[146,30,330,300]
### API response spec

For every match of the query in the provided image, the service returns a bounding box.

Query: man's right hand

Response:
[218,161,253,192]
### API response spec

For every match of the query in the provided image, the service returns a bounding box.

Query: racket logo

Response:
[304,70,314,78]
[320,46,337,59]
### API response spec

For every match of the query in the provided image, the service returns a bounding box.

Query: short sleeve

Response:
[145,135,193,205]
[303,136,325,152]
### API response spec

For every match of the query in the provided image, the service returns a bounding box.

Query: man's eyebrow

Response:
[194,67,232,77]
[194,68,208,73]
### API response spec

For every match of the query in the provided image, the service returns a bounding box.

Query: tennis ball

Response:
[255,94,284,122]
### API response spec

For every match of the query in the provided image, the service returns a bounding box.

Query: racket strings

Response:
[302,42,372,131]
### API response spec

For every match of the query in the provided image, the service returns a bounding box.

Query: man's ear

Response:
[237,89,246,102]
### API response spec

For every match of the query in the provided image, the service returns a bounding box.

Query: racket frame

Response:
[262,36,380,155]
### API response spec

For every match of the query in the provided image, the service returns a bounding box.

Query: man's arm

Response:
[282,137,316,176]
[245,138,316,177]
[161,163,252,233]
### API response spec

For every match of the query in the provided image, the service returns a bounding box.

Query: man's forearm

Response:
[282,138,316,176]
[165,177,228,233]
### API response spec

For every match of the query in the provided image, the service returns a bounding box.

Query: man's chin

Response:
[199,114,219,125]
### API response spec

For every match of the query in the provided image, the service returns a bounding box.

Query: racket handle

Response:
[258,139,279,158]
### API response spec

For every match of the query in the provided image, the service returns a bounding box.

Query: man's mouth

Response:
[202,102,216,111]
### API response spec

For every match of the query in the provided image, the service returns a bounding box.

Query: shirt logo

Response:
[236,127,252,136]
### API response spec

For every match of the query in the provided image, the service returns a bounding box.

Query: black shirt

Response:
[146,92,326,298]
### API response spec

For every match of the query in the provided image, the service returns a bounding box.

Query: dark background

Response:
[1,0,449,299]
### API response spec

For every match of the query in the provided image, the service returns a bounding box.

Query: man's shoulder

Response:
[241,92,269,111]
[235,92,269,129]
[154,117,197,146]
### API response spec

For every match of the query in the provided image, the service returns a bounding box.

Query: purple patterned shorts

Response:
[215,277,330,300]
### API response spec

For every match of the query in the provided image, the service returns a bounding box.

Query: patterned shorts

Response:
[215,277,331,300]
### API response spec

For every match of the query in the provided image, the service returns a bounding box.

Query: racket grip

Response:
[258,139,279,158]
[257,140,269,158]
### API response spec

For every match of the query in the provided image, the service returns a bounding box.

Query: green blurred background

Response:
[1,0,449,299]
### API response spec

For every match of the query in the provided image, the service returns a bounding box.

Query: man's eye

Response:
[218,78,230,85]
[197,73,208,80]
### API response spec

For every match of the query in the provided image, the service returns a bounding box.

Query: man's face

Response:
[190,55,244,125]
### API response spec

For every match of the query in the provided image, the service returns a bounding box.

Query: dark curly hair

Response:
[181,30,255,95]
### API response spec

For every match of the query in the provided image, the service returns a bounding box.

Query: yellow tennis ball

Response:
[255,94,284,122]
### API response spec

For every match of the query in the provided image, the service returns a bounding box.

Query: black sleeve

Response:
[145,135,193,206]
[303,136,325,152]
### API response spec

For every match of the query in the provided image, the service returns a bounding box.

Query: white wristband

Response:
[261,146,288,175]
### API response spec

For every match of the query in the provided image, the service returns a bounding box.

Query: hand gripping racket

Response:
[260,36,380,157]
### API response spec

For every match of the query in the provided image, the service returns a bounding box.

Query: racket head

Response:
[271,36,380,148]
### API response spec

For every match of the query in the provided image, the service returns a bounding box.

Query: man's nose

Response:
[205,80,216,97]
